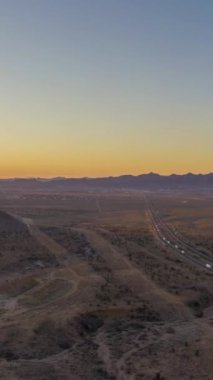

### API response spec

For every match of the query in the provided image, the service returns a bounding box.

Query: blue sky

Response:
[0,0,212,177]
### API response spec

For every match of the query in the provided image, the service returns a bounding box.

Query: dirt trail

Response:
[23,218,67,263]
[96,199,102,213]
[95,328,142,380]
[81,228,132,271]
[0,215,83,319]
[95,329,114,376]
[80,229,192,321]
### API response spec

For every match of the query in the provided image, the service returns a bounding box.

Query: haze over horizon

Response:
[1,0,213,177]
[0,171,213,181]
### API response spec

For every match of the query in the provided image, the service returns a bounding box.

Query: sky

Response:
[0,0,213,178]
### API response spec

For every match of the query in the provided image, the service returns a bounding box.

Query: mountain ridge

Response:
[0,173,212,191]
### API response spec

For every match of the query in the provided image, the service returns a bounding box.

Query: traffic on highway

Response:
[146,198,213,274]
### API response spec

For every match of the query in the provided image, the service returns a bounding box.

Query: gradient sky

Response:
[0,0,213,177]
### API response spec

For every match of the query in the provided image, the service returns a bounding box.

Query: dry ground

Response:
[0,191,212,380]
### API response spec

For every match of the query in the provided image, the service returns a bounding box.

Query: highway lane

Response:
[146,199,213,274]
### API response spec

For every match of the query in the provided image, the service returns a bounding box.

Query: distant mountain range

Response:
[0,173,212,191]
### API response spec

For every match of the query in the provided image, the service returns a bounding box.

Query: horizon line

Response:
[0,171,212,180]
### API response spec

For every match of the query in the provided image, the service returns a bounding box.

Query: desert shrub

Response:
[153,373,165,380]
[79,313,103,333]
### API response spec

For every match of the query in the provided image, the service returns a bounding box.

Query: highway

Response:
[146,198,213,274]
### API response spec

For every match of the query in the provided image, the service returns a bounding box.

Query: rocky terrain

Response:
[0,191,212,380]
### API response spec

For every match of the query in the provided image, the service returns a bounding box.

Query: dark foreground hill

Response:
[0,211,28,234]
[0,173,212,191]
